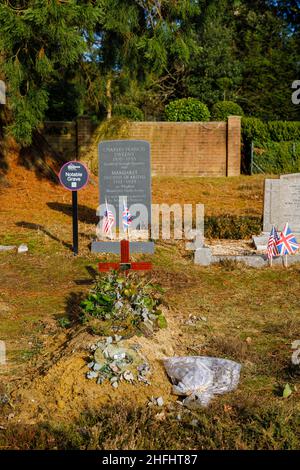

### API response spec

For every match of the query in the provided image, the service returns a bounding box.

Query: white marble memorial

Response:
[253,173,300,251]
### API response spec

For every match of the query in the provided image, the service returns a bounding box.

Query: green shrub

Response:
[242,117,269,144]
[113,104,144,121]
[253,141,300,174]
[211,101,244,121]
[165,97,210,122]
[267,121,300,142]
[80,272,166,336]
[242,117,300,145]
[205,215,262,239]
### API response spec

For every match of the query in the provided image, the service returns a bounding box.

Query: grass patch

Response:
[205,215,262,239]
[0,400,299,450]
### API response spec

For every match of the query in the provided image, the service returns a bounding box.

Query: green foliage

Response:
[242,117,270,144]
[242,117,300,145]
[165,98,210,122]
[57,317,71,329]
[79,272,166,336]
[211,101,244,121]
[233,4,299,121]
[186,1,242,107]
[282,383,293,399]
[205,215,262,240]
[253,141,300,175]
[113,104,144,121]
[1,0,299,144]
[267,121,300,142]
[83,1,200,122]
[0,0,102,144]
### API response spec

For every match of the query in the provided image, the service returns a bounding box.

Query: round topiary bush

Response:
[113,104,144,121]
[165,98,210,122]
[211,101,244,121]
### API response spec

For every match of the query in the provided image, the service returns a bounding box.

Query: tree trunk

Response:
[106,78,112,120]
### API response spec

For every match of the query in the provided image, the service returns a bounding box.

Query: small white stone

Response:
[18,244,28,254]
[123,370,134,382]
[156,396,164,407]
[113,352,126,360]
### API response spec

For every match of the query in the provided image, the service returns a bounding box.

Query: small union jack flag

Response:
[267,226,279,259]
[122,201,133,230]
[276,223,299,256]
[102,209,115,234]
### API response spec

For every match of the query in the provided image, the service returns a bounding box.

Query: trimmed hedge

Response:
[113,104,144,121]
[242,117,300,175]
[211,101,244,120]
[242,117,300,144]
[165,98,210,122]
[267,121,300,142]
[253,141,300,174]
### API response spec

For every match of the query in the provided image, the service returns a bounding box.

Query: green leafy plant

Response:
[57,316,72,329]
[211,101,244,121]
[282,383,293,399]
[165,98,210,122]
[113,104,144,121]
[205,215,262,240]
[80,272,166,336]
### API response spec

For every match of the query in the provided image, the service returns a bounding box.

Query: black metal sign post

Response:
[59,161,89,256]
[72,190,79,255]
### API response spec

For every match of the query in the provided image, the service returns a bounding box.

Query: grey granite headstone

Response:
[92,140,154,253]
[99,140,151,228]
[263,179,281,233]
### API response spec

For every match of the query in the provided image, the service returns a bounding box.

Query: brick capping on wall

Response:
[43,116,241,177]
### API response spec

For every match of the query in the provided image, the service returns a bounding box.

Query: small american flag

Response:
[276,223,299,256]
[102,209,115,234]
[267,226,279,259]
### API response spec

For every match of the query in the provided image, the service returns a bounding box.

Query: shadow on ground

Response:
[18,131,66,183]
[15,221,72,251]
[74,266,98,286]
[47,202,98,225]
[0,111,9,179]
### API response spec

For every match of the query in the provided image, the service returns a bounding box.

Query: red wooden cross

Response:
[98,239,152,274]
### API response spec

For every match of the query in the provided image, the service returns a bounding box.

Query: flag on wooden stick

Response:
[122,199,133,231]
[102,200,115,236]
[276,223,299,256]
[267,225,279,260]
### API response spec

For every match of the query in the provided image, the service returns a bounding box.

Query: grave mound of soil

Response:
[8,317,178,425]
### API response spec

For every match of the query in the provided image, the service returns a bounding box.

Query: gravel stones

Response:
[148,396,164,407]
[86,337,151,389]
